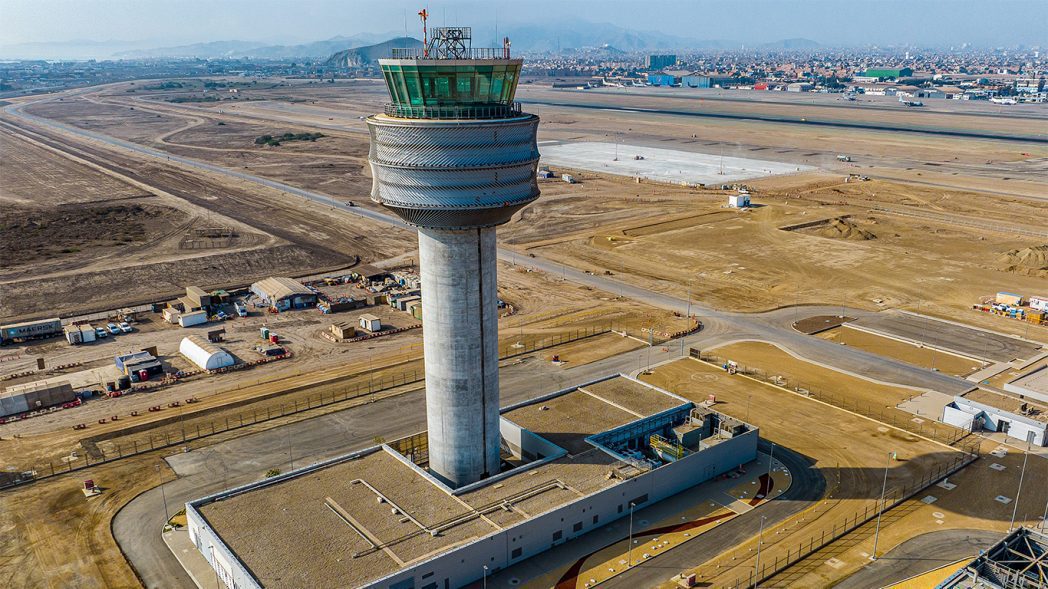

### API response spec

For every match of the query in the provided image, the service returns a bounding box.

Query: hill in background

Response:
[325,37,422,67]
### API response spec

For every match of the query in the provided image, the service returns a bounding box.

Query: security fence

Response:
[1,324,614,490]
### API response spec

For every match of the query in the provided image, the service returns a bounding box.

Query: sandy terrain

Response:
[2,75,1045,589]
[818,326,988,377]
[705,341,965,441]
[639,358,968,588]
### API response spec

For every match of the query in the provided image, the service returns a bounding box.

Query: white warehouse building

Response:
[179,335,235,371]
[942,391,1047,446]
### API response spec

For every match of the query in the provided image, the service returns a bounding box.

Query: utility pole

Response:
[871,451,892,560]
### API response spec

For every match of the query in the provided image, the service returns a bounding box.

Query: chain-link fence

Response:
[692,350,973,447]
[722,449,977,588]
[1,324,614,490]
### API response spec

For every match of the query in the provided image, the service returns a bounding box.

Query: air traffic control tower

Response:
[366,27,540,487]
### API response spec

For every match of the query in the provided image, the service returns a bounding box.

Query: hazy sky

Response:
[2,0,1046,48]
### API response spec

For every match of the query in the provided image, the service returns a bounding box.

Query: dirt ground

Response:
[526,176,1048,314]
[3,76,1045,589]
[0,258,680,469]
[706,341,965,441]
[638,358,967,588]
[0,452,164,589]
[818,325,988,377]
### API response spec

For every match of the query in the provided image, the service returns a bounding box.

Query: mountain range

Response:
[0,22,821,61]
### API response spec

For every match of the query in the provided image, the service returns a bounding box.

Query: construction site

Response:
[1,17,1047,589]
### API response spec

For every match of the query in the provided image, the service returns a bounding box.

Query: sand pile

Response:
[996,245,1048,277]
[812,217,876,240]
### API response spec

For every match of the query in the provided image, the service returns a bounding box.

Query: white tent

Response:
[179,335,235,371]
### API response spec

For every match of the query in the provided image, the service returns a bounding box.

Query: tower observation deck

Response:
[366,26,540,487]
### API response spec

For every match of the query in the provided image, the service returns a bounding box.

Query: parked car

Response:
[107,323,120,335]
[95,327,108,339]
[118,322,133,333]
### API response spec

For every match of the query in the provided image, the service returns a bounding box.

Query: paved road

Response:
[3,93,982,587]
[599,441,825,589]
[833,528,1003,589]
[852,311,1043,363]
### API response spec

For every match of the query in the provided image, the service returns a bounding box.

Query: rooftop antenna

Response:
[494,4,499,48]
[418,8,429,57]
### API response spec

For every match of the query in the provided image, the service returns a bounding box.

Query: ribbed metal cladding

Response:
[366,114,540,229]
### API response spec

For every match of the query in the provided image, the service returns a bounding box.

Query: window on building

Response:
[629,494,649,506]
[573,522,583,532]
[552,530,563,542]
[593,515,599,525]
[512,547,523,559]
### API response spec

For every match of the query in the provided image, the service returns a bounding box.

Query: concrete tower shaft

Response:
[365,36,540,487]
[417,227,501,483]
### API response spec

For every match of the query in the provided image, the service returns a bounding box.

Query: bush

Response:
[265,468,282,478]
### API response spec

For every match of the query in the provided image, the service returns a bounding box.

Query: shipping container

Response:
[1,318,63,345]
[996,292,1024,306]
[179,310,208,328]
[163,307,182,324]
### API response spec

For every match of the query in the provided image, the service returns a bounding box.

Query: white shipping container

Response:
[1030,296,1048,312]
[179,311,208,328]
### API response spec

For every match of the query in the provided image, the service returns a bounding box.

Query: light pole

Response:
[754,515,767,586]
[627,502,636,568]
[156,464,170,525]
[766,443,776,499]
[871,451,892,560]
[681,283,692,357]
[288,425,294,471]
[482,565,488,589]
[1009,445,1030,532]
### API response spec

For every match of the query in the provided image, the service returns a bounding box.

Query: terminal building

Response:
[185,375,758,589]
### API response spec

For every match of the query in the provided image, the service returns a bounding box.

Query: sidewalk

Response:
[162,526,222,589]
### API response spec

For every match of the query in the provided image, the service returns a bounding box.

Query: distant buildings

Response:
[859,67,914,80]
[646,72,678,86]
[645,54,677,71]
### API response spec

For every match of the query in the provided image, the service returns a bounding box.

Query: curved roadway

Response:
[2,93,981,588]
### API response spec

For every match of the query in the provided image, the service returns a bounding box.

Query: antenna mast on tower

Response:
[418,8,430,57]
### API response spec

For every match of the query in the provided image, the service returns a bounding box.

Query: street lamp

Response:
[482,565,488,589]
[871,451,892,560]
[1009,444,1030,532]
[156,464,170,525]
[627,502,636,568]
[288,425,294,471]
[754,515,767,586]
[766,443,776,499]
